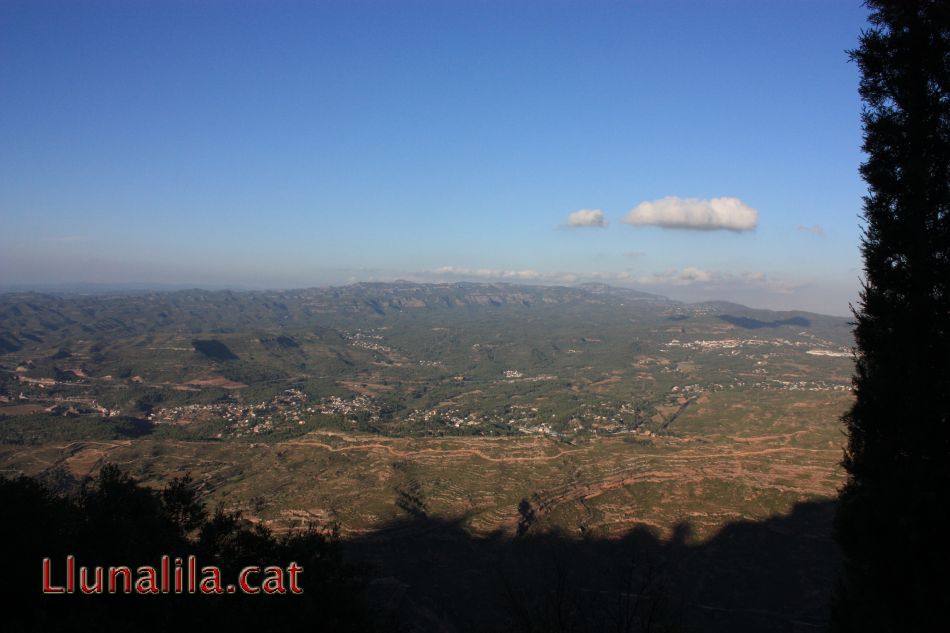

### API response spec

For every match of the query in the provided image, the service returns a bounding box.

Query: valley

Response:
[0,281,854,630]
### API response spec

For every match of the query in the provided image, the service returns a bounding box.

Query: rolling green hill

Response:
[0,282,855,631]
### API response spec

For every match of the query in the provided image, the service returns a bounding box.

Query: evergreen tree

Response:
[834,1,950,630]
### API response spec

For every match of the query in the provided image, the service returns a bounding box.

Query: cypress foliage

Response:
[834,1,950,630]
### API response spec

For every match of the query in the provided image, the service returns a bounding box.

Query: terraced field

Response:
[0,284,854,630]
[0,389,848,543]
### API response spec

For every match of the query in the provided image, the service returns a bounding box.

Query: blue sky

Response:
[0,1,869,315]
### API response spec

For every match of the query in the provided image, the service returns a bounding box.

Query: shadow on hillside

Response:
[1,465,838,632]
[717,315,811,329]
[113,416,154,438]
[345,499,838,633]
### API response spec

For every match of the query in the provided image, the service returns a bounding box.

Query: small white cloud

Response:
[797,224,824,236]
[562,209,607,228]
[424,265,797,294]
[633,267,798,293]
[427,266,635,285]
[677,266,714,283]
[432,266,552,282]
[634,268,708,286]
[624,196,758,231]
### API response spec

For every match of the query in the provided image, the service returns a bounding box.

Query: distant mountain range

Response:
[0,281,853,355]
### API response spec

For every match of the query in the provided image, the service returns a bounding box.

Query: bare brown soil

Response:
[184,377,248,389]
[0,404,46,415]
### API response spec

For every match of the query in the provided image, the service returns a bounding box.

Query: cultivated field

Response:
[0,389,849,542]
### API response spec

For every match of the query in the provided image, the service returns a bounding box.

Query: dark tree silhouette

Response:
[1,465,375,633]
[834,2,950,630]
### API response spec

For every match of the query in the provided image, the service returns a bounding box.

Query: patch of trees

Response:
[1,466,373,632]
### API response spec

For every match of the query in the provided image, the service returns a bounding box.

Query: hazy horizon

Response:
[0,277,855,318]
[1,1,868,317]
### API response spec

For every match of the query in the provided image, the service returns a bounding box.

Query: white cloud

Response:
[426,265,798,293]
[432,266,556,282]
[427,266,636,285]
[633,268,710,286]
[622,251,646,258]
[797,224,824,236]
[400,265,838,310]
[633,267,798,293]
[563,209,607,228]
[624,196,758,231]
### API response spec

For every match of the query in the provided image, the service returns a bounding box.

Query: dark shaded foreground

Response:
[346,500,838,633]
[2,467,837,632]
[1,468,373,633]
